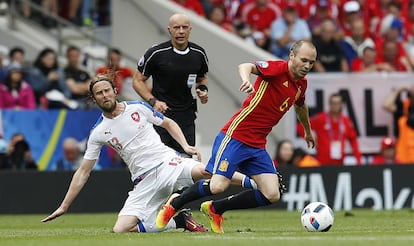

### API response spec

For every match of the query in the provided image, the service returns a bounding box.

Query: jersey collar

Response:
[173,46,190,55]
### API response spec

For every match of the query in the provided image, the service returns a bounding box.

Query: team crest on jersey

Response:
[257,61,269,68]
[218,160,229,172]
[138,56,145,67]
[131,112,140,122]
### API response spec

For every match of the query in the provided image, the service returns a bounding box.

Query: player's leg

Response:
[113,215,139,233]
[112,215,175,233]
[156,133,248,229]
[200,148,280,233]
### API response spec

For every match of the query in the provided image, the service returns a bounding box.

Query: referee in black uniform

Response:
[133,13,209,156]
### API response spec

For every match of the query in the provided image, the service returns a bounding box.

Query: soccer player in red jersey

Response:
[155,40,317,233]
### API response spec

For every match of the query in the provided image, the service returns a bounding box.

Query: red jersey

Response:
[298,112,362,165]
[240,1,281,33]
[221,60,307,148]
[371,155,401,165]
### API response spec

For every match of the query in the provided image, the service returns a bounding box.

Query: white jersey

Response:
[84,101,176,181]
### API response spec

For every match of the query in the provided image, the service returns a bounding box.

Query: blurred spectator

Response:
[51,137,101,171]
[0,62,36,109]
[404,1,414,41]
[341,18,375,66]
[270,3,311,59]
[63,46,91,109]
[350,46,394,72]
[0,49,6,82]
[403,1,414,65]
[312,19,349,72]
[238,0,281,51]
[376,39,412,71]
[29,48,77,109]
[395,97,414,164]
[307,0,343,40]
[0,134,7,169]
[52,137,82,170]
[272,139,294,167]
[374,14,412,71]
[3,133,37,170]
[297,93,363,165]
[382,85,414,137]
[172,0,206,16]
[59,0,94,26]
[95,48,134,100]
[207,4,237,33]
[291,147,321,167]
[20,0,59,28]
[339,0,364,36]
[8,47,32,83]
[365,0,392,36]
[371,136,401,164]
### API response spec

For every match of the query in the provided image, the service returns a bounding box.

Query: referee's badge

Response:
[257,61,269,68]
[138,56,145,67]
[218,160,229,172]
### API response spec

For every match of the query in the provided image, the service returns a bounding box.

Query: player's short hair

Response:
[89,73,117,98]
[290,40,316,56]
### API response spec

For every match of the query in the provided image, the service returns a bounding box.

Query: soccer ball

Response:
[301,202,334,232]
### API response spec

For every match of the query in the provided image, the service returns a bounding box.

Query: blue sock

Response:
[171,179,212,210]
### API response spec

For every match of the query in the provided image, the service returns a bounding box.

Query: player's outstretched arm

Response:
[41,159,96,222]
[294,103,315,149]
[160,117,201,160]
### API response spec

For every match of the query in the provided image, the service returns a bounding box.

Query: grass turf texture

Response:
[1,209,413,246]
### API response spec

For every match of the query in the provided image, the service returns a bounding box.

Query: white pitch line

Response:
[190,235,414,241]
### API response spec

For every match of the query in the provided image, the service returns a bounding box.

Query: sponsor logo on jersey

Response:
[218,160,229,172]
[283,81,288,87]
[257,61,269,68]
[131,112,140,122]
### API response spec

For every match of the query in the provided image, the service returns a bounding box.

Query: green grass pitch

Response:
[1,209,413,246]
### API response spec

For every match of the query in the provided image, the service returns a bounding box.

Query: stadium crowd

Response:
[1,0,414,170]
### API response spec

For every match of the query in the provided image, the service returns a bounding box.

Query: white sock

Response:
[138,219,176,233]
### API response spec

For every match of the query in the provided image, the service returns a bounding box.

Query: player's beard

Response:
[99,99,117,113]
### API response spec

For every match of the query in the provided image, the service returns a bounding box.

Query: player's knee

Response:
[112,225,129,233]
[112,223,135,233]
[192,165,211,181]
[262,189,280,203]
[209,181,228,194]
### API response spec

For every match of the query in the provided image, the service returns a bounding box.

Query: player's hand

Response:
[304,133,316,149]
[196,89,208,104]
[239,80,255,95]
[184,146,201,161]
[41,207,66,222]
[153,100,169,114]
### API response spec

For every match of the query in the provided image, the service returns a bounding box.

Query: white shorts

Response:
[118,156,199,223]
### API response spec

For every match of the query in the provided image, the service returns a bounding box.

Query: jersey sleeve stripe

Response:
[190,47,209,65]
[142,47,171,75]
[225,80,269,136]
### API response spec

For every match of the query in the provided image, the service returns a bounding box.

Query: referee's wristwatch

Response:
[148,97,157,107]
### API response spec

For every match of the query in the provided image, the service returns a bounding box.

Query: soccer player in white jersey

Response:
[42,74,257,233]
